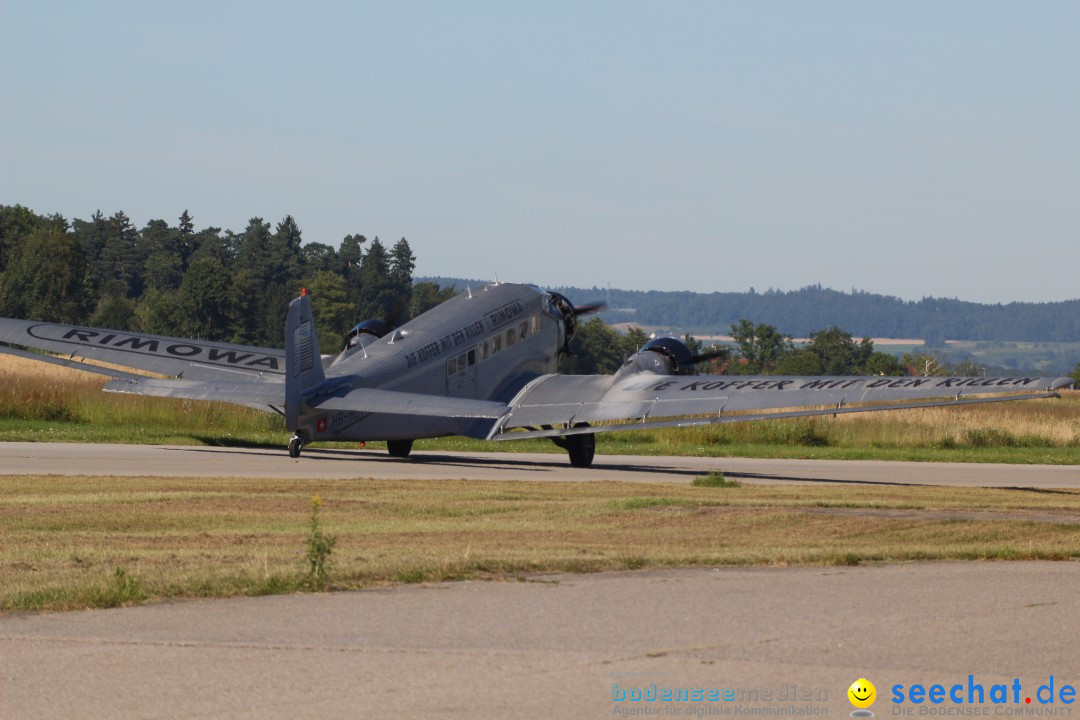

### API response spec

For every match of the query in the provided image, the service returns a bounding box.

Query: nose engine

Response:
[548,291,604,354]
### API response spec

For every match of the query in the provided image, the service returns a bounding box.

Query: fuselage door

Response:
[446,348,478,399]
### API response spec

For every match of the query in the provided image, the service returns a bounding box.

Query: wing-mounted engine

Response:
[340,296,411,352]
[616,337,728,378]
[623,337,695,375]
[342,319,392,350]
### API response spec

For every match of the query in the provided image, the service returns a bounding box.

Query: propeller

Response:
[549,292,605,354]
[689,347,730,366]
[572,302,605,316]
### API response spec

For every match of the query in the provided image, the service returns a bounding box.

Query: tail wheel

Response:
[387,439,414,458]
[288,435,303,458]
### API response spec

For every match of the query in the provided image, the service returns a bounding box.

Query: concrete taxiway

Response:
[3,562,1079,719]
[0,441,1078,487]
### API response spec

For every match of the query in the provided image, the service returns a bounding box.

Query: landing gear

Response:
[386,439,414,458]
[288,434,304,458]
[552,424,595,468]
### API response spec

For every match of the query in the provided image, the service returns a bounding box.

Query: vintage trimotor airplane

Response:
[0,282,1073,467]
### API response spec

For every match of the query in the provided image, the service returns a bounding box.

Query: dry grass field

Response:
[4,474,1080,611]
[0,352,285,445]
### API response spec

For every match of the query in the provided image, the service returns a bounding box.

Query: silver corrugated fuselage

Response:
[299,283,561,442]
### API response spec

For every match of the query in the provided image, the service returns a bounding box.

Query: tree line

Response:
[563,317,907,377]
[0,205,455,349]
[582,284,1080,344]
[566,317,1080,379]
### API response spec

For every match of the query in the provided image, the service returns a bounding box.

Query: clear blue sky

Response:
[2,1,1077,303]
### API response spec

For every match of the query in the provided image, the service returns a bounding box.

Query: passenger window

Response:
[479,340,489,361]
[457,353,467,369]
[506,329,516,347]
[468,349,476,365]
[448,357,458,374]
[530,315,540,335]
[519,321,528,340]
[493,334,502,353]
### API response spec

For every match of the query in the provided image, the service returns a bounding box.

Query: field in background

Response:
[4,474,1080,611]
[942,340,1080,376]
[1,353,1077,463]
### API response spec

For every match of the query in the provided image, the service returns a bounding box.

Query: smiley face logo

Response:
[848,678,876,709]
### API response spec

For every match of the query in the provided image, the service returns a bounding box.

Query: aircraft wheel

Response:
[566,432,595,468]
[387,439,414,458]
[288,435,303,458]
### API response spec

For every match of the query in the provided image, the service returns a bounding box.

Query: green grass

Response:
[4,475,1080,612]
[692,471,740,488]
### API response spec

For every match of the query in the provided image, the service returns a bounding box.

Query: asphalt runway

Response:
[1,440,1079,487]
[3,563,1080,719]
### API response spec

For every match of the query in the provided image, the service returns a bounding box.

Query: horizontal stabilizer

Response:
[312,386,508,419]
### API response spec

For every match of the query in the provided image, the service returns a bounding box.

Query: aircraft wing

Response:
[0,317,285,381]
[488,373,1074,440]
[104,377,287,405]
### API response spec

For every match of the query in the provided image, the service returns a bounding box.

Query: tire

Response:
[567,432,595,468]
[386,439,414,458]
[288,436,302,458]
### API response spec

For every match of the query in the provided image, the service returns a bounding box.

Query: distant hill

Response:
[417,278,1080,343]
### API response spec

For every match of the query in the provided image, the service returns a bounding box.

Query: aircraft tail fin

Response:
[285,290,326,431]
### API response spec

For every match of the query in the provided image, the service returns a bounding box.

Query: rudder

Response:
[285,290,326,433]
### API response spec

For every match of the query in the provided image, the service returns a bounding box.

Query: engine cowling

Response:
[618,336,729,377]
[630,337,696,375]
[549,291,605,354]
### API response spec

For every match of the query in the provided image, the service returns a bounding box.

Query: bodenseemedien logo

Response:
[849,678,877,717]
